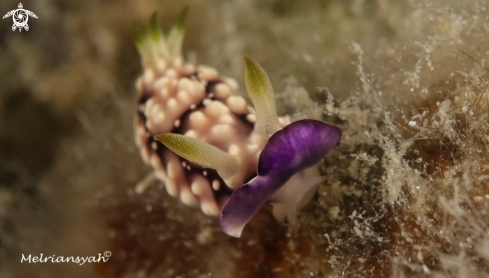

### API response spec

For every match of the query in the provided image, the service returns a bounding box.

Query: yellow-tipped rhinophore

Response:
[244,57,280,136]
[154,133,240,186]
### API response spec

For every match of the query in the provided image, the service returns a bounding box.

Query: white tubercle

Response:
[184,129,198,138]
[177,90,191,105]
[197,65,219,81]
[164,177,178,197]
[178,77,191,91]
[135,77,144,92]
[155,59,167,73]
[214,83,231,99]
[139,147,150,164]
[134,133,142,148]
[191,175,209,196]
[166,98,178,114]
[154,76,170,91]
[154,170,167,182]
[190,176,220,216]
[166,69,178,79]
[151,105,165,125]
[158,88,169,98]
[246,114,257,123]
[143,68,155,85]
[228,144,240,157]
[166,160,179,179]
[170,79,179,90]
[206,101,230,118]
[212,180,221,191]
[189,111,208,127]
[211,124,232,138]
[227,96,248,114]
[181,63,195,76]
[144,98,155,115]
[202,99,211,106]
[165,151,185,180]
[201,200,220,216]
[219,115,235,125]
[189,80,205,98]
[222,77,239,91]
[180,187,199,206]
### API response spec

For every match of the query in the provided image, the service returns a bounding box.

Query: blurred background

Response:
[1,0,488,277]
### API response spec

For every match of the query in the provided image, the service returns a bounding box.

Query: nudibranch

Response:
[133,9,341,238]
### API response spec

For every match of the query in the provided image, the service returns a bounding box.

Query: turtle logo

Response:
[3,3,38,32]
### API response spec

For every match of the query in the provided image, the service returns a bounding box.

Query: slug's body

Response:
[135,53,292,215]
[134,10,341,237]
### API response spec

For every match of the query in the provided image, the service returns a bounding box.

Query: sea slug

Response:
[133,9,341,237]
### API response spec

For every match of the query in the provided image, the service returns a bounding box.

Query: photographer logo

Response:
[3,3,38,32]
